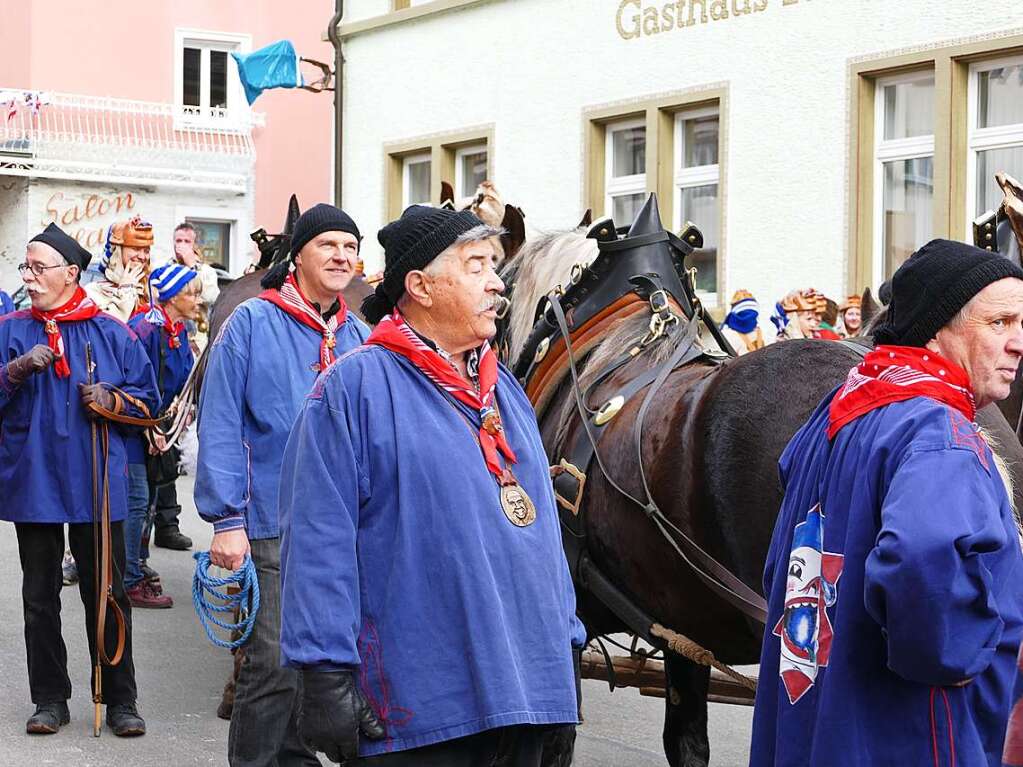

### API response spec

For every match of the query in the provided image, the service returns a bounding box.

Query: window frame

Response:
[604,117,647,223]
[402,151,433,209]
[965,54,1023,225]
[673,105,721,300]
[173,28,251,131]
[174,203,245,274]
[454,143,488,201]
[871,69,936,284]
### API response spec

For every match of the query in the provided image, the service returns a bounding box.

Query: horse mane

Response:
[502,229,598,365]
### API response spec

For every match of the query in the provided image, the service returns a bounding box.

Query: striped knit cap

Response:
[149,263,197,303]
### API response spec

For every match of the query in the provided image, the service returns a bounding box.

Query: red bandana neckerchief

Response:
[153,304,184,350]
[30,286,101,378]
[258,274,348,371]
[365,310,518,484]
[827,345,975,439]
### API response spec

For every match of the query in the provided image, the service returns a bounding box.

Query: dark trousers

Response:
[229,537,318,767]
[152,476,182,532]
[354,724,575,767]
[15,521,137,705]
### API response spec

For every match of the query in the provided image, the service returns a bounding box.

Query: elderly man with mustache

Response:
[0,223,158,737]
[751,240,1023,767]
[277,205,584,766]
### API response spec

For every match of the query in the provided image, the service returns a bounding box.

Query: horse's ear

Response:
[578,209,593,229]
[285,195,301,234]
[440,181,455,209]
[500,204,526,261]
[860,287,877,326]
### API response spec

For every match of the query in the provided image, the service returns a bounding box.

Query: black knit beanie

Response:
[873,238,1023,347]
[261,203,361,290]
[361,205,483,324]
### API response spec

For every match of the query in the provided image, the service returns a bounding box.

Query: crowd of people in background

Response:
[721,287,864,354]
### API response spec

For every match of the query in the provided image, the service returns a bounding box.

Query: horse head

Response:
[251,194,301,270]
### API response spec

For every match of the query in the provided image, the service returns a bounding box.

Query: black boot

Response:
[153,525,192,551]
[107,702,146,737]
[26,702,70,734]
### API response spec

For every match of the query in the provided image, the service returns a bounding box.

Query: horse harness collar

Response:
[514,197,769,643]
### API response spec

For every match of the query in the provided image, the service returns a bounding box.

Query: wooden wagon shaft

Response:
[580,650,757,707]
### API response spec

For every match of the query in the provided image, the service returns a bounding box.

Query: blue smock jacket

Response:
[0,291,14,316]
[195,298,368,540]
[0,309,159,523]
[125,313,194,464]
[750,393,1023,767]
[278,345,586,757]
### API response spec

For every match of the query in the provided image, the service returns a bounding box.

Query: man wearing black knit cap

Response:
[196,203,369,767]
[278,205,584,765]
[751,238,1023,767]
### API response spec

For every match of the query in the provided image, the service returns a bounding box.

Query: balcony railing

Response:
[0,89,265,193]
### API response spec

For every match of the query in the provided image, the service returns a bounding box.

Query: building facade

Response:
[0,0,337,293]
[337,0,1023,315]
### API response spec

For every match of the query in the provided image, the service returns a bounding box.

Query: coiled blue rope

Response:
[192,551,260,650]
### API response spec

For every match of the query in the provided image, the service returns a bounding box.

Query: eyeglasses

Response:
[17,262,69,277]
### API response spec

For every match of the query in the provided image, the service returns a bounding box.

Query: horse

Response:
[499,196,1023,767]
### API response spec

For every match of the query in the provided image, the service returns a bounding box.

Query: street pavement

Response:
[0,476,753,766]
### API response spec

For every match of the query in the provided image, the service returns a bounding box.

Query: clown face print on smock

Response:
[773,504,844,704]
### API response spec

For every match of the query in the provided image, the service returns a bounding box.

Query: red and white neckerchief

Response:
[29,286,101,378]
[827,345,975,439]
[258,274,348,371]
[152,304,184,350]
[365,310,518,484]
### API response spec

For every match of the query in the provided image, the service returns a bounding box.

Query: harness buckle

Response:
[551,459,587,517]
[649,289,670,315]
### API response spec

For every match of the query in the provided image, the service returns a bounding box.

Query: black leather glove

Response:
[299,670,385,764]
[79,383,116,419]
[6,344,55,385]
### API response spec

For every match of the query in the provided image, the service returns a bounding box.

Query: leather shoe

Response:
[154,527,192,550]
[140,561,161,584]
[127,581,173,609]
[106,703,146,737]
[26,702,70,734]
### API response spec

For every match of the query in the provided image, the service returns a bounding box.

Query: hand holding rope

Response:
[192,551,260,650]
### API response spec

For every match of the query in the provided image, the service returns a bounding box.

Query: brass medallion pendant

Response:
[500,483,537,527]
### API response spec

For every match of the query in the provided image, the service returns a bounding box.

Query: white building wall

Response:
[340,0,1023,311]
[0,177,30,293]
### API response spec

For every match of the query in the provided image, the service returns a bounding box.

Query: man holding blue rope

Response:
[278,205,584,765]
[196,204,369,767]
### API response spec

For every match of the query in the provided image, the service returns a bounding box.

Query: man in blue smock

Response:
[0,223,159,737]
[124,263,202,609]
[196,204,369,767]
[751,239,1023,767]
[279,205,584,766]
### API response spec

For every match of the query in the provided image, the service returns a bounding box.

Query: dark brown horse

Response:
[501,201,1023,766]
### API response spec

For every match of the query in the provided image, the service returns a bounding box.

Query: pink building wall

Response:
[8,1,335,235]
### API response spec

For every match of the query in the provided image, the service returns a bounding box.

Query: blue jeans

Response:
[124,462,150,589]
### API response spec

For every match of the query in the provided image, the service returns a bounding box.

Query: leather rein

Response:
[84,345,161,735]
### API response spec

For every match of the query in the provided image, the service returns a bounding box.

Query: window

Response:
[187,219,232,269]
[403,153,432,207]
[385,128,493,220]
[174,30,250,127]
[873,72,935,280]
[455,144,488,200]
[674,108,720,294]
[967,57,1023,221]
[605,118,647,226]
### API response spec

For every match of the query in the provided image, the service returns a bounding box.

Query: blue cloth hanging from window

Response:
[231,40,304,105]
